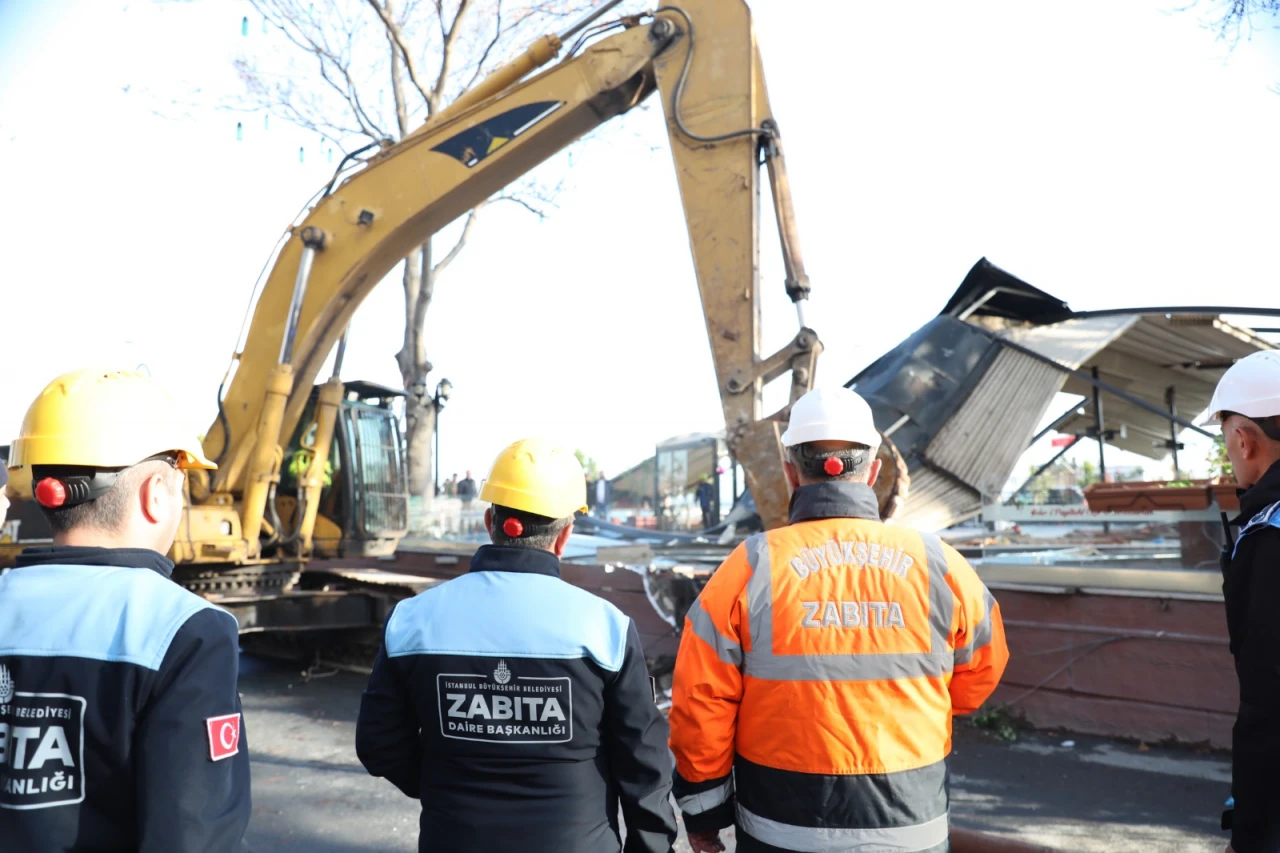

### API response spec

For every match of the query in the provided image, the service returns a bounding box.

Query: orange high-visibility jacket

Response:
[669,481,1009,853]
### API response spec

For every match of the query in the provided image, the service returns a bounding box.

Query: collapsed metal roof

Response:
[1005,313,1270,458]
[848,258,1276,532]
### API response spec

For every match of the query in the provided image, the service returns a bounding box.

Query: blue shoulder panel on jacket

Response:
[0,564,235,671]
[385,571,631,672]
[1233,501,1280,558]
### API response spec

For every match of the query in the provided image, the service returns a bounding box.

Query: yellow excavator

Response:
[5,0,913,600]
[0,6,1045,848]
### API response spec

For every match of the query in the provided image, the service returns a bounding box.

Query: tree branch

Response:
[432,0,474,107]
[364,0,433,107]
[464,0,504,91]
[250,0,387,140]
[432,204,485,276]
[492,190,555,220]
[234,60,362,144]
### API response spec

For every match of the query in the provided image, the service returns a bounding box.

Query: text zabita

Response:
[445,693,566,723]
[800,600,906,629]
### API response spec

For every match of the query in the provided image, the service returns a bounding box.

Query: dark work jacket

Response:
[1224,462,1280,853]
[355,545,677,853]
[0,546,250,853]
[457,478,478,501]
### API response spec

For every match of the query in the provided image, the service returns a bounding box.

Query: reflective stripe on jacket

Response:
[669,481,1009,853]
[355,544,677,853]
[0,546,250,853]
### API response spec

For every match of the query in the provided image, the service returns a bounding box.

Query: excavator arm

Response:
[199,0,889,557]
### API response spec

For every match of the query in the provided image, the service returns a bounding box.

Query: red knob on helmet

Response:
[502,517,524,537]
[823,457,845,477]
[35,478,68,508]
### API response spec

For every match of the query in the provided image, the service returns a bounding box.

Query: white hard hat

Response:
[781,387,881,449]
[1203,350,1280,426]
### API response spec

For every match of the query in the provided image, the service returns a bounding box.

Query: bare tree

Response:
[1191,0,1280,43]
[234,0,590,504]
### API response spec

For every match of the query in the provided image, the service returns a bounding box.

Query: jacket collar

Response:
[789,481,881,525]
[469,544,561,578]
[1237,460,1280,524]
[14,545,175,578]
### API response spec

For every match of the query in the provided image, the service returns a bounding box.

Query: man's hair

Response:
[41,460,180,535]
[490,504,573,551]
[789,442,873,482]
[1223,411,1280,443]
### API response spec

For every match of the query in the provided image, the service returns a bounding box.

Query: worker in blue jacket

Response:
[356,437,677,853]
[0,369,250,852]
[1208,352,1280,853]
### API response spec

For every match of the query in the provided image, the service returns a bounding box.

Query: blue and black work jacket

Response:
[0,546,250,852]
[1223,462,1280,853]
[355,544,677,853]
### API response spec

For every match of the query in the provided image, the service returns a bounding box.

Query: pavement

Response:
[239,654,1230,853]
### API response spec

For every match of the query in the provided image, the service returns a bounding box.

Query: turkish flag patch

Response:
[206,713,242,762]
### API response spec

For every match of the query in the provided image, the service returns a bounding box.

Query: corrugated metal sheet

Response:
[926,348,1066,497]
[891,348,1067,531]
[999,315,1137,369]
[893,468,980,532]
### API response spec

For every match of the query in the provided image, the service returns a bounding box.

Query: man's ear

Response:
[138,471,173,525]
[484,507,495,542]
[1230,422,1258,461]
[782,459,800,491]
[866,457,882,487]
[552,521,574,557]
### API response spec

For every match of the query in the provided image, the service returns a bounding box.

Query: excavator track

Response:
[174,563,301,597]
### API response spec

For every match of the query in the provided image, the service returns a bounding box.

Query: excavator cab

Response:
[277,381,409,559]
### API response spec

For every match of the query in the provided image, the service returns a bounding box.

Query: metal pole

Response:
[434,404,441,498]
[1007,436,1081,503]
[1167,385,1180,477]
[1092,367,1107,484]
[1093,367,1108,534]
[1030,401,1090,448]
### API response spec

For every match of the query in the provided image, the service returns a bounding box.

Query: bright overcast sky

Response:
[2,0,1279,484]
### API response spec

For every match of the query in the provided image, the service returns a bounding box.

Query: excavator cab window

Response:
[340,382,410,549]
[279,381,409,558]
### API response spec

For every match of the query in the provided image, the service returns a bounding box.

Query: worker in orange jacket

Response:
[669,386,1010,853]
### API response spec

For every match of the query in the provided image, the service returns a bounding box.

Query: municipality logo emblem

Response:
[0,664,13,705]
[494,660,511,685]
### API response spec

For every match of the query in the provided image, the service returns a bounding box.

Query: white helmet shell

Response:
[781,387,881,449]
[1203,350,1280,425]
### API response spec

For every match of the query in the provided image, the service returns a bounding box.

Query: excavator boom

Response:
[202,0,825,548]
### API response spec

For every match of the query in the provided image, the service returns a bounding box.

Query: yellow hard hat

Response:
[9,368,216,476]
[480,437,588,519]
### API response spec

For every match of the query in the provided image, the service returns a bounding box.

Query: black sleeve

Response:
[135,608,251,853]
[355,637,423,798]
[672,771,735,834]
[1231,530,1280,853]
[604,621,678,853]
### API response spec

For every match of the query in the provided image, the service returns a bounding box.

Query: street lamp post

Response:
[432,378,452,497]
